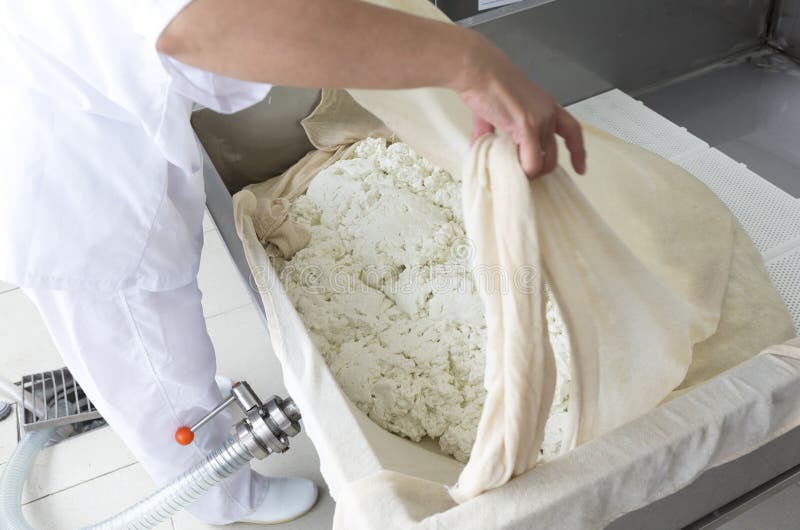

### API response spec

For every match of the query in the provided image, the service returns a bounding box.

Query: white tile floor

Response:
[0,212,334,530]
[0,210,797,530]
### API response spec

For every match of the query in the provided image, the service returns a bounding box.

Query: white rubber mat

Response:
[567,90,800,332]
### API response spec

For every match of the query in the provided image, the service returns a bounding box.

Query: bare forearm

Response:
[158,0,491,92]
[159,0,587,178]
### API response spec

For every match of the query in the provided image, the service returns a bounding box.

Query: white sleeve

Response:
[159,55,272,114]
[152,0,272,114]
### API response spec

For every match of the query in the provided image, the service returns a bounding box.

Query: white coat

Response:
[0,0,271,291]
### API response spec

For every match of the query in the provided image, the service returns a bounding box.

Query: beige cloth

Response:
[342,2,793,504]
[451,130,731,500]
[231,0,795,521]
[237,75,793,504]
[455,134,557,501]
[555,126,795,393]
[330,339,800,530]
[228,82,800,528]
[238,80,793,502]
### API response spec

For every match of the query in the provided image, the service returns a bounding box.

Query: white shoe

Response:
[239,475,319,524]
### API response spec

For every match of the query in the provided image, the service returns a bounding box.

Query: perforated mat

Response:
[568,89,709,162]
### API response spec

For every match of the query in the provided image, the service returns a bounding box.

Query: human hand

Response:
[455,36,586,178]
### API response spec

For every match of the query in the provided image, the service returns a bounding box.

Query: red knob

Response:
[175,426,194,446]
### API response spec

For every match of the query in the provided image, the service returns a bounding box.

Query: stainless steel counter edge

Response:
[201,142,269,329]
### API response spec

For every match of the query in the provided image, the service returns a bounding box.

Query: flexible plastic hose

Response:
[0,430,255,530]
[0,428,55,530]
[87,437,254,529]
[0,375,45,418]
[0,376,20,404]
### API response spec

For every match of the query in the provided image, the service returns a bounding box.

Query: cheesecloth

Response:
[230,0,796,526]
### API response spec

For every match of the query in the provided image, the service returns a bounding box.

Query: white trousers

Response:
[24,281,267,525]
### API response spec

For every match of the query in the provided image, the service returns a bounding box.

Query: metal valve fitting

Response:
[175,381,302,460]
[235,392,301,459]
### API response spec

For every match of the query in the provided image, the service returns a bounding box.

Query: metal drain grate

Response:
[17,367,104,434]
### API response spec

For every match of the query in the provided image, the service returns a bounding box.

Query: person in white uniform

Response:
[0,0,586,524]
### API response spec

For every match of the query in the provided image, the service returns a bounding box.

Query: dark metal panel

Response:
[771,0,800,60]
[200,143,268,325]
[640,50,800,198]
[463,0,771,104]
[440,0,556,27]
[192,86,320,194]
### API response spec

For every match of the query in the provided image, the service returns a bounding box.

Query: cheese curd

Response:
[275,137,570,462]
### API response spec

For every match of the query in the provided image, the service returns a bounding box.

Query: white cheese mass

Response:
[274,137,571,462]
